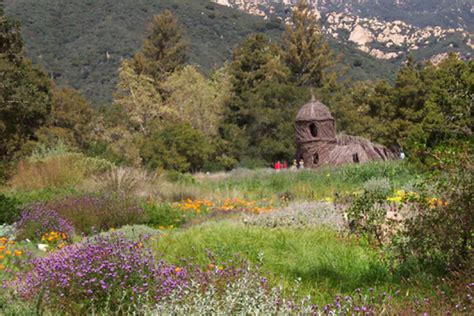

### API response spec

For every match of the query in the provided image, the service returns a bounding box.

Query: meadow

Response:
[0,146,471,315]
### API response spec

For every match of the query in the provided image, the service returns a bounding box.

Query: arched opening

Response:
[352,153,360,163]
[313,153,319,165]
[309,123,318,138]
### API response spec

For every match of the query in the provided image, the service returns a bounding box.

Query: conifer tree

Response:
[0,7,52,161]
[131,10,188,86]
[282,0,335,88]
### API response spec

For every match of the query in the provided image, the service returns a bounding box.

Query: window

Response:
[309,123,318,138]
[352,153,360,163]
[313,153,319,165]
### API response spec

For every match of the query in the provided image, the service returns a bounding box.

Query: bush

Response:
[393,170,473,273]
[43,195,147,235]
[140,123,212,173]
[143,202,188,228]
[12,234,188,313]
[16,205,75,241]
[9,152,113,191]
[244,201,344,230]
[16,195,146,239]
[0,193,21,224]
[346,178,393,245]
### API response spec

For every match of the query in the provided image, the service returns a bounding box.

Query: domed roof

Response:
[295,99,334,122]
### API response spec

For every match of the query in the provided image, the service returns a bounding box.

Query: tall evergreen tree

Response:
[282,0,335,88]
[222,34,308,164]
[0,7,52,161]
[131,10,188,86]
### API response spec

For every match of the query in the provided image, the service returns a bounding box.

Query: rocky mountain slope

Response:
[4,0,398,105]
[213,0,473,61]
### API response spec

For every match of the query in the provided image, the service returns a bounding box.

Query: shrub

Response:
[244,201,344,230]
[9,153,113,191]
[0,193,21,224]
[346,179,393,245]
[13,234,188,313]
[43,195,147,235]
[16,205,75,241]
[97,167,156,196]
[143,202,188,228]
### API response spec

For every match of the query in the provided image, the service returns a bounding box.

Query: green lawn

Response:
[152,220,400,303]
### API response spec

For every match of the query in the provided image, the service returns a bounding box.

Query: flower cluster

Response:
[0,237,25,275]
[175,198,273,215]
[41,231,68,250]
[16,205,75,241]
[13,234,188,313]
[176,199,213,213]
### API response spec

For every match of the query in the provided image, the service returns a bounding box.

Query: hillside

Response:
[4,0,397,105]
[214,0,473,61]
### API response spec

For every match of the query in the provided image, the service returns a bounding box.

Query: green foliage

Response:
[346,179,392,245]
[222,33,309,163]
[0,10,52,161]
[282,0,336,88]
[392,142,473,273]
[143,202,188,228]
[153,221,390,301]
[131,10,188,85]
[0,193,20,224]
[140,123,212,173]
[5,0,421,107]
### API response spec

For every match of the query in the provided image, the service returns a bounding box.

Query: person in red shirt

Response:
[282,161,287,169]
[274,161,281,171]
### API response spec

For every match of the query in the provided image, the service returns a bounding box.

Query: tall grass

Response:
[152,221,392,302]
[194,161,420,202]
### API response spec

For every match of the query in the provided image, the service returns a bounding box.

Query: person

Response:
[282,161,287,169]
[274,160,281,171]
[400,150,405,160]
[298,159,304,169]
[291,159,297,170]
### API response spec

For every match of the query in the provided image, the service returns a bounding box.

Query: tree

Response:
[222,34,308,164]
[140,123,212,172]
[282,0,336,88]
[162,65,230,137]
[113,60,175,136]
[0,9,52,161]
[131,10,188,86]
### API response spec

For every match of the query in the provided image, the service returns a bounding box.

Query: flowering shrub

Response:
[33,195,146,236]
[13,234,188,313]
[40,231,69,251]
[15,205,75,241]
[175,198,273,214]
[243,202,344,230]
[0,193,21,225]
[0,237,28,278]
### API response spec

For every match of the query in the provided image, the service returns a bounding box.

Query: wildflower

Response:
[14,250,22,256]
[0,246,5,252]
[0,255,4,260]
[0,264,5,270]
[175,267,181,273]
[208,263,215,269]
[5,250,11,256]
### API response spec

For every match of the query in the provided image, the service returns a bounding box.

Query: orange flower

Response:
[14,250,22,257]
[0,246,5,252]
[0,264,5,270]
[5,250,11,256]
[0,255,5,260]
[175,267,181,273]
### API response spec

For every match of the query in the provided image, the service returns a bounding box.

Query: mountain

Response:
[4,0,397,105]
[213,0,473,61]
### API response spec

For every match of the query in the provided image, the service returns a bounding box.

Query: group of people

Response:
[273,159,305,171]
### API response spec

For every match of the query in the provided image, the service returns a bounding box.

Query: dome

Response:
[295,99,334,122]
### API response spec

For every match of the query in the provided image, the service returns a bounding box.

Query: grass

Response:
[152,220,395,303]
[194,161,420,202]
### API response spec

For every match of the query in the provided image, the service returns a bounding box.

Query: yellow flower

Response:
[208,263,215,269]
[5,250,11,256]
[14,250,22,257]
[175,267,181,273]
[0,246,5,252]
[0,264,5,270]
